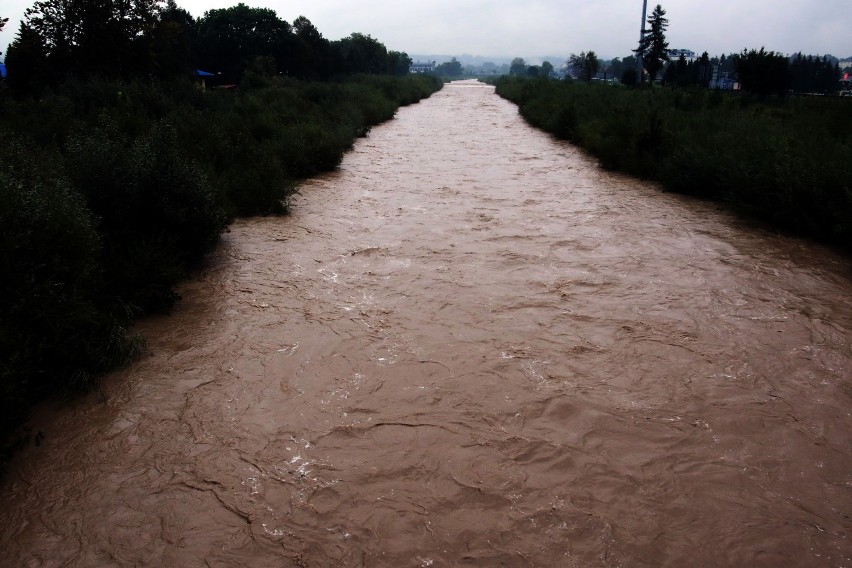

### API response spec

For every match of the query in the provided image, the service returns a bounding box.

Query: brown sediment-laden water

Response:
[1,80,850,567]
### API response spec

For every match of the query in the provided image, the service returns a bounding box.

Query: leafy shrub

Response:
[0,139,141,454]
[66,121,226,312]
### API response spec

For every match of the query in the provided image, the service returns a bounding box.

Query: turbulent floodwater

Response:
[2,80,851,567]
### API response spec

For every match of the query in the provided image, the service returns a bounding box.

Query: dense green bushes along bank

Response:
[491,77,851,251]
[0,73,443,454]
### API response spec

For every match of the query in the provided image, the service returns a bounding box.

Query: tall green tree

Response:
[735,47,790,96]
[541,60,554,78]
[695,51,711,87]
[664,53,689,86]
[18,0,161,78]
[790,53,841,94]
[386,50,411,76]
[148,0,195,78]
[618,55,639,85]
[569,51,599,82]
[195,3,289,83]
[606,57,623,80]
[283,15,339,79]
[509,57,526,76]
[634,4,669,83]
[335,32,388,75]
[435,57,463,76]
[5,23,51,95]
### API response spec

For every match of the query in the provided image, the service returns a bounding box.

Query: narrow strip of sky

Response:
[2,0,850,60]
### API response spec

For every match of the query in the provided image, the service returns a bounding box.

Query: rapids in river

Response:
[1,80,850,567]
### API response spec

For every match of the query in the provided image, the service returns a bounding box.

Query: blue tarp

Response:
[0,64,6,79]
[195,69,214,77]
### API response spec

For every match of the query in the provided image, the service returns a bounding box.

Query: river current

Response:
[1,80,850,567]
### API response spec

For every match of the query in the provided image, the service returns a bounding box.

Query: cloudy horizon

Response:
[2,0,850,62]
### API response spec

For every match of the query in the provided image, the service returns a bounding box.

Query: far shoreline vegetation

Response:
[0,0,442,461]
[488,75,850,252]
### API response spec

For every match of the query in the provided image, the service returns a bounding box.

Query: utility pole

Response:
[637,0,648,82]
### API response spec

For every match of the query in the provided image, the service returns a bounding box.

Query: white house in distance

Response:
[667,49,697,62]
[410,61,436,74]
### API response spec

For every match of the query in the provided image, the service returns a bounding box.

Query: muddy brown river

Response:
[2,80,850,567]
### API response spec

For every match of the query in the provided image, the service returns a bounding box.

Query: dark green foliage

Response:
[284,16,341,80]
[194,3,290,83]
[6,0,413,99]
[353,74,441,109]
[509,57,527,77]
[735,48,791,97]
[552,104,578,140]
[609,55,639,85]
[790,54,842,94]
[148,1,197,79]
[336,33,380,74]
[493,76,851,250]
[568,51,599,82]
[4,23,53,96]
[0,138,143,452]
[664,52,712,88]
[8,0,160,88]
[621,67,639,86]
[435,57,463,77]
[66,120,226,311]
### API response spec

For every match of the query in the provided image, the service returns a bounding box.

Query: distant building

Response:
[410,61,436,74]
[668,49,697,62]
[195,69,215,90]
[707,63,739,90]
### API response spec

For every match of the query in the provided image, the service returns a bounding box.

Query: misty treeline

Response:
[491,76,850,251]
[0,0,443,456]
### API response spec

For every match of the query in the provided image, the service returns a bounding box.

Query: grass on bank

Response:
[489,76,851,251]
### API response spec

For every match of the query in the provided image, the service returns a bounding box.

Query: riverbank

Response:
[0,73,443,459]
[489,76,850,252]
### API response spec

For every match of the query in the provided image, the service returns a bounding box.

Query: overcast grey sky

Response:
[2,0,850,61]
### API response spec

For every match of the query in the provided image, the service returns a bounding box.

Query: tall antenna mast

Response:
[637,0,648,81]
